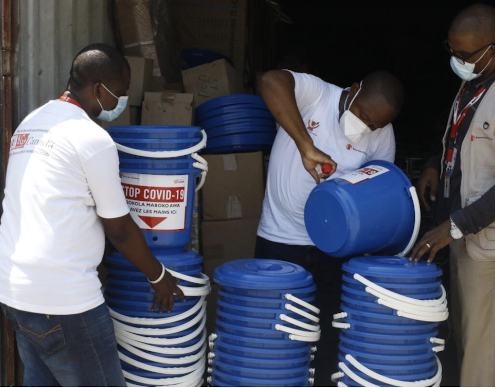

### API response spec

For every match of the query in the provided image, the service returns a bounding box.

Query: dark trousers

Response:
[255,236,348,387]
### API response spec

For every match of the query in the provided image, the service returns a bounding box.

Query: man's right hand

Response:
[150,271,186,313]
[416,167,439,212]
[301,145,338,184]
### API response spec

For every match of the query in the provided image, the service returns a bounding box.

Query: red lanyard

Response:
[58,94,83,109]
[445,85,486,163]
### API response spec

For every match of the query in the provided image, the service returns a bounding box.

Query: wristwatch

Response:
[450,217,464,239]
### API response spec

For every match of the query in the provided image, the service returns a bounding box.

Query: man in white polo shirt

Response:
[256,69,404,386]
[0,43,184,386]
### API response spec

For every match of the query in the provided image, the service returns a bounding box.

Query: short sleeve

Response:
[82,145,130,219]
[285,70,332,114]
[369,124,396,163]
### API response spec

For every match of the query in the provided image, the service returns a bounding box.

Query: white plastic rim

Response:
[275,323,321,342]
[285,294,321,315]
[117,329,206,355]
[115,313,206,346]
[355,274,447,308]
[113,304,206,336]
[285,303,320,323]
[279,314,320,332]
[115,130,207,159]
[123,358,205,386]
[110,297,206,326]
[332,320,351,330]
[396,186,421,257]
[344,354,443,387]
[168,270,210,285]
[118,339,207,366]
[119,348,206,375]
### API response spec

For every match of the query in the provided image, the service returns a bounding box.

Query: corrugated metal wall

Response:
[15,0,116,124]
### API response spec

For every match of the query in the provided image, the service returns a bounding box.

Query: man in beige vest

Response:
[410,4,495,387]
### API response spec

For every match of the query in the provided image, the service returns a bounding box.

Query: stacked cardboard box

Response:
[114,0,162,77]
[182,59,245,107]
[200,151,266,336]
[169,0,248,72]
[200,152,265,279]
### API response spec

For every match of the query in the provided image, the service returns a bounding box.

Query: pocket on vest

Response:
[480,225,495,249]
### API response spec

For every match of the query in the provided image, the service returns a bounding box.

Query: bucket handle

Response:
[114,129,207,158]
[338,354,443,387]
[395,186,421,257]
[114,130,209,192]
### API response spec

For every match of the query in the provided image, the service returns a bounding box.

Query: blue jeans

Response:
[255,236,349,387]
[0,302,126,387]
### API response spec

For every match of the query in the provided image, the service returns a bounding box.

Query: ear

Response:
[93,83,103,99]
[348,82,361,100]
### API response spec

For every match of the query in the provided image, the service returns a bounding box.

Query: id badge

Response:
[444,173,451,199]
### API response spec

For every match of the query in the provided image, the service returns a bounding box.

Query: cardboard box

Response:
[114,0,161,76]
[170,0,247,72]
[201,218,260,280]
[202,152,265,221]
[182,59,244,107]
[150,77,185,93]
[126,56,154,106]
[141,92,194,126]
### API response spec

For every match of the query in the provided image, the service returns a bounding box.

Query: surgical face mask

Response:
[97,83,128,122]
[339,81,371,143]
[450,45,493,81]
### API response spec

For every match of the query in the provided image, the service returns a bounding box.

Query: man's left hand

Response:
[409,220,453,263]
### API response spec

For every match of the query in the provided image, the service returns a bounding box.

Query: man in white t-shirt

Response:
[255,69,404,386]
[0,44,184,386]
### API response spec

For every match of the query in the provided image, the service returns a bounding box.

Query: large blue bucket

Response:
[304,160,420,258]
[105,125,206,251]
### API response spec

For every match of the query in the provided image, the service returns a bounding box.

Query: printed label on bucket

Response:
[337,165,389,185]
[121,173,188,231]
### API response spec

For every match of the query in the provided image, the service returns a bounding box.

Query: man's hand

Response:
[301,145,338,184]
[409,220,453,263]
[150,271,186,313]
[416,167,440,212]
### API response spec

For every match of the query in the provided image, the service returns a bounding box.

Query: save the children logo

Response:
[307,120,320,131]
[10,134,30,150]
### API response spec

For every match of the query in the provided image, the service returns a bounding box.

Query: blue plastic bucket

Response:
[304,160,419,258]
[105,126,203,251]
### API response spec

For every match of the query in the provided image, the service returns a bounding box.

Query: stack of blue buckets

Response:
[195,94,277,155]
[304,160,448,387]
[207,259,321,387]
[103,125,211,387]
[331,257,447,387]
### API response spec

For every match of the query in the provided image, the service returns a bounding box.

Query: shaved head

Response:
[68,43,130,92]
[450,3,495,43]
[360,70,405,113]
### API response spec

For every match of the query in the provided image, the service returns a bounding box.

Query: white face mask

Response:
[97,83,128,122]
[450,45,493,81]
[339,81,371,143]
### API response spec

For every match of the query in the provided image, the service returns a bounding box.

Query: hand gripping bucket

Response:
[304,160,421,258]
[105,125,208,252]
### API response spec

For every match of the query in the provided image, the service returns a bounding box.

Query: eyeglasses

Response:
[444,40,495,65]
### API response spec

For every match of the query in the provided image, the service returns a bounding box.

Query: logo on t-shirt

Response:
[10,134,30,150]
[345,143,368,155]
[307,120,320,131]
[346,144,352,150]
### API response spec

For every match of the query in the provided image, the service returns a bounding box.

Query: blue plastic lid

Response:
[181,48,234,69]
[213,259,313,289]
[202,144,273,155]
[105,125,202,139]
[197,110,275,129]
[107,249,203,266]
[195,104,270,122]
[206,132,276,148]
[343,257,443,279]
[195,94,265,116]
[206,123,276,139]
